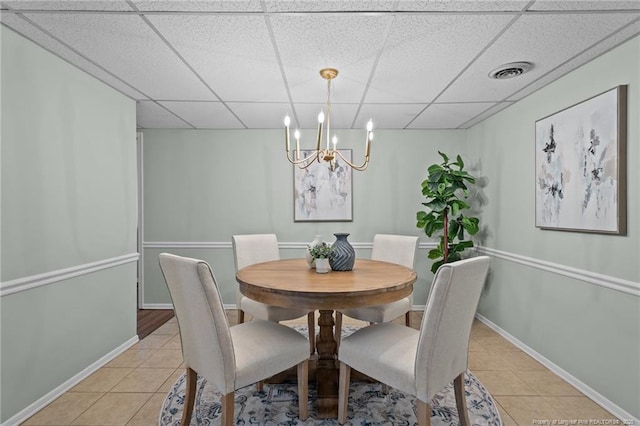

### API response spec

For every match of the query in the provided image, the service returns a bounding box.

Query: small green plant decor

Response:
[308,242,335,259]
[416,152,480,273]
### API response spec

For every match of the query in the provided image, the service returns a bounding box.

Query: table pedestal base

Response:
[315,310,338,418]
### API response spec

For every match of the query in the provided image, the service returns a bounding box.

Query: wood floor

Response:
[137,309,174,340]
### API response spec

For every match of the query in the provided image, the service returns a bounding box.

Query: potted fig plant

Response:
[416,151,480,273]
[308,243,335,274]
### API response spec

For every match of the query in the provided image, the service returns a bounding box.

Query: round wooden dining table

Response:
[236,258,417,419]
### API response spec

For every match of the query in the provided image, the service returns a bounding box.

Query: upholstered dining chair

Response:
[335,234,419,348]
[232,234,316,354]
[337,256,491,426]
[159,253,309,426]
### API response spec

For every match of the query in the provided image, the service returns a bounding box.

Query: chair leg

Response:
[256,381,263,392]
[337,362,351,424]
[238,309,245,324]
[405,311,411,327]
[181,368,197,426]
[454,372,470,426]
[220,392,235,426]
[307,312,316,354]
[297,359,309,420]
[417,399,432,426]
[335,311,343,351]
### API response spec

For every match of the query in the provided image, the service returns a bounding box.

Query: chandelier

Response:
[284,68,373,171]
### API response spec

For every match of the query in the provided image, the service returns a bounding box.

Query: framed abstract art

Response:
[535,85,627,234]
[293,149,353,222]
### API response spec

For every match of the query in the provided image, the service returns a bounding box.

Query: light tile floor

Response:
[22,310,621,425]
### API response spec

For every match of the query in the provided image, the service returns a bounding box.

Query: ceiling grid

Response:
[1,0,638,130]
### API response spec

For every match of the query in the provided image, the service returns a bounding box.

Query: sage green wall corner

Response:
[1,27,138,422]
[141,128,467,306]
[467,35,639,418]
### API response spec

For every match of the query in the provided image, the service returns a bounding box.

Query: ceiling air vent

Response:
[488,62,533,79]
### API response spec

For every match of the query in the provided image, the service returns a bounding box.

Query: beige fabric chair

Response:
[232,234,315,354]
[335,234,419,347]
[159,253,309,426]
[337,256,491,426]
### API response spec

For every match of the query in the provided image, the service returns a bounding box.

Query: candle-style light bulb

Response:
[294,130,300,140]
[318,111,325,124]
[332,135,337,150]
[295,129,300,160]
[284,115,291,152]
[366,119,373,132]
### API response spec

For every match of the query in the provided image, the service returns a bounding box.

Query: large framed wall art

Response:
[293,149,353,222]
[535,85,627,234]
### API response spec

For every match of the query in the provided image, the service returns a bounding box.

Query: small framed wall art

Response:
[293,149,353,222]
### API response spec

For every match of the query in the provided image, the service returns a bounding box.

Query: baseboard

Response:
[1,335,139,426]
[140,303,238,310]
[475,313,639,424]
[140,303,174,309]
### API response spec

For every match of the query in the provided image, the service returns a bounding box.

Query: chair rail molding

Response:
[476,246,639,297]
[0,253,140,297]
[143,241,437,250]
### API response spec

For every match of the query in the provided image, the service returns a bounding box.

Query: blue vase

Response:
[329,233,355,271]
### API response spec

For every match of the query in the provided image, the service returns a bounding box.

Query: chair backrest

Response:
[371,234,419,269]
[158,253,236,394]
[414,256,491,402]
[232,234,280,271]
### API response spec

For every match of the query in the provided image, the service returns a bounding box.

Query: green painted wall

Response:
[1,27,137,422]
[468,35,640,418]
[141,129,467,306]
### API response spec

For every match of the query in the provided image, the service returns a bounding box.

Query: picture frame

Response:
[535,85,627,234]
[293,149,353,222]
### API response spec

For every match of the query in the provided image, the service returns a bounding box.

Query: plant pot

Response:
[305,235,323,269]
[315,258,330,273]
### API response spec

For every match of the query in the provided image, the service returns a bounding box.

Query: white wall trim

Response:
[140,303,237,310]
[475,313,639,424]
[476,246,640,297]
[141,303,174,309]
[0,253,140,297]
[143,241,436,250]
[0,335,138,426]
[144,241,231,249]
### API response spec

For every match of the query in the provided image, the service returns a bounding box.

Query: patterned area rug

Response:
[160,326,502,426]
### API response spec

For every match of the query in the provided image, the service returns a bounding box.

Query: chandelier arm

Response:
[334,149,369,171]
[286,149,321,167]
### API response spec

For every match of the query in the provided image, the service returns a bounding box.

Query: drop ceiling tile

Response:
[223,102,291,128]
[0,14,148,100]
[264,0,395,12]
[147,14,286,102]
[438,13,639,103]
[365,14,514,103]
[291,103,359,129]
[159,101,245,128]
[508,20,640,100]
[355,103,428,129]
[407,102,497,129]
[530,1,640,10]
[21,12,216,101]
[270,14,392,103]
[137,101,193,128]
[2,1,134,10]
[397,0,530,11]
[132,0,262,12]
[460,101,515,128]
